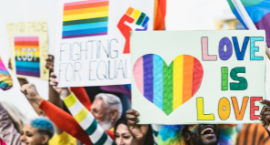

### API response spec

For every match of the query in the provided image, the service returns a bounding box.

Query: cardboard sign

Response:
[131,30,266,124]
[54,0,155,87]
[7,20,49,80]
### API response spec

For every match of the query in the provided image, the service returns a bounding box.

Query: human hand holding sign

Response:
[117,7,150,54]
[126,109,149,145]
[50,72,71,98]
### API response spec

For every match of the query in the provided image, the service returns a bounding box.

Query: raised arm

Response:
[8,58,42,116]
[50,73,116,145]
[0,103,21,145]
[20,83,93,145]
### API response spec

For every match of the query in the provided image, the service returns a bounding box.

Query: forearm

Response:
[48,84,63,134]
[17,78,28,87]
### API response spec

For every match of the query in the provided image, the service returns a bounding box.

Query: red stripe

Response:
[64,1,109,11]
[192,58,204,96]
[14,41,39,46]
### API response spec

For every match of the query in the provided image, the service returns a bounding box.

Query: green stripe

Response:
[227,0,263,11]
[15,57,40,62]
[85,119,98,135]
[63,17,108,26]
[163,61,173,115]
[95,132,108,145]
[221,67,228,91]
[136,13,146,26]
[112,142,117,145]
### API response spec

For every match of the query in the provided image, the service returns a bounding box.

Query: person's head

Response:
[114,116,133,145]
[20,118,55,145]
[91,93,122,130]
[158,124,236,145]
[0,102,26,134]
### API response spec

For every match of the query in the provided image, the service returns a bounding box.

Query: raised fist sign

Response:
[117,7,150,54]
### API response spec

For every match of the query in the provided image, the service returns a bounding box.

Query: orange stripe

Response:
[182,55,194,103]
[126,7,134,16]
[64,6,108,16]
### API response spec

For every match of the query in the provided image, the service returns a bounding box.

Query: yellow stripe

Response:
[63,11,109,21]
[74,108,89,123]
[15,51,40,58]
[173,55,184,110]
[63,93,78,108]
[131,9,141,21]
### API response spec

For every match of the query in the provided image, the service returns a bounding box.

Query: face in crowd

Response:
[20,118,54,145]
[90,93,122,130]
[183,124,219,145]
[115,123,133,145]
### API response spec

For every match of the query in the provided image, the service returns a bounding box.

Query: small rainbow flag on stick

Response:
[227,0,270,47]
[14,36,41,78]
[0,57,13,90]
[62,0,109,39]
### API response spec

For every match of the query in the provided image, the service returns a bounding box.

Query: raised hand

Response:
[50,72,71,98]
[260,99,270,134]
[126,109,149,145]
[21,83,43,105]
[45,54,54,73]
[117,7,150,54]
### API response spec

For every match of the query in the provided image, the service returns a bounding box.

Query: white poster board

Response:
[54,0,155,87]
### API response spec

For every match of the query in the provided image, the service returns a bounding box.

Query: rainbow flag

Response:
[14,36,40,78]
[62,0,109,39]
[133,54,204,115]
[227,0,270,47]
[0,57,13,90]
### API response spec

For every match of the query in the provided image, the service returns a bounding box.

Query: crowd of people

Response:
[0,54,270,145]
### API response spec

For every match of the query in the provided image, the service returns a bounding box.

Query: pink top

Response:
[0,138,6,145]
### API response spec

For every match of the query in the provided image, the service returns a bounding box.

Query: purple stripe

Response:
[62,32,107,39]
[255,12,270,47]
[17,71,40,77]
[143,54,153,102]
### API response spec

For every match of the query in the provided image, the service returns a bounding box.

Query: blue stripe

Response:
[244,0,270,23]
[16,66,40,73]
[62,22,108,31]
[153,54,163,110]
[232,0,270,28]
[142,16,150,27]
[0,70,9,75]
[62,27,108,37]
[15,61,40,68]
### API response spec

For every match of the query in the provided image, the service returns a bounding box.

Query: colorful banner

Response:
[7,21,49,80]
[54,0,155,87]
[131,30,266,124]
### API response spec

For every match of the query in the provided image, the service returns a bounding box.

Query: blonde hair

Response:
[0,102,26,133]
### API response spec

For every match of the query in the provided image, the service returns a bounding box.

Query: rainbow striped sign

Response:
[133,54,204,115]
[62,0,109,39]
[14,36,40,78]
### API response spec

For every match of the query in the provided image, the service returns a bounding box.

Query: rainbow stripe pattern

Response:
[125,7,149,28]
[0,57,13,90]
[227,0,270,47]
[63,93,116,145]
[14,36,40,78]
[62,0,109,39]
[133,54,204,115]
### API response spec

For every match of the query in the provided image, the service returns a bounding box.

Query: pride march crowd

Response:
[1,0,270,145]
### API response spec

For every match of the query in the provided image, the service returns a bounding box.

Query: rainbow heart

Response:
[133,54,204,115]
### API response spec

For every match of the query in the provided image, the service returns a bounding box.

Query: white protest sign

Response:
[131,30,266,124]
[54,0,155,87]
